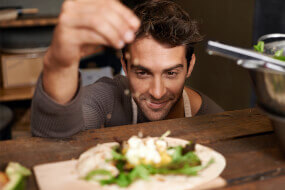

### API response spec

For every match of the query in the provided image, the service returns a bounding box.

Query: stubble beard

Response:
[133,88,184,121]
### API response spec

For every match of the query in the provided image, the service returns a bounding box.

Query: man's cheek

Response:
[165,78,185,92]
[129,79,148,98]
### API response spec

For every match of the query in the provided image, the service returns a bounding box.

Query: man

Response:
[31,0,223,138]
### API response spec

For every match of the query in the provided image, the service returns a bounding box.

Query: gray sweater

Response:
[31,75,223,138]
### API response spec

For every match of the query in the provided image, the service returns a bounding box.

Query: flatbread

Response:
[75,137,226,190]
[34,137,226,190]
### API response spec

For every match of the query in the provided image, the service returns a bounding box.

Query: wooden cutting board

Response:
[34,160,101,190]
[34,160,226,190]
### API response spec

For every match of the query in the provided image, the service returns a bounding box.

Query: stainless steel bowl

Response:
[249,34,285,116]
[250,69,285,116]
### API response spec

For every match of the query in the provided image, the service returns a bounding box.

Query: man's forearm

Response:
[42,50,79,104]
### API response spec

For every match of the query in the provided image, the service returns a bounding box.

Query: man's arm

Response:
[43,0,140,104]
[31,75,114,138]
[31,0,140,138]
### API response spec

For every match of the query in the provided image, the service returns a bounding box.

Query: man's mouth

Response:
[146,100,169,110]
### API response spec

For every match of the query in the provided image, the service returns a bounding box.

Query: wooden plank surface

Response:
[0,86,35,102]
[1,108,283,190]
[209,134,285,188]
[73,108,273,144]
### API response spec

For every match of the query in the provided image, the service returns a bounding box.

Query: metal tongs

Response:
[207,35,285,72]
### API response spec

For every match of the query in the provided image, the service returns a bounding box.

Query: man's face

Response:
[122,37,192,121]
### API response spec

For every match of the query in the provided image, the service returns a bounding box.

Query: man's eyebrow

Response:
[130,65,150,71]
[163,64,184,72]
[130,63,184,72]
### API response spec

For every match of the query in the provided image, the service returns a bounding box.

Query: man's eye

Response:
[167,71,178,77]
[135,71,149,77]
[168,71,176,75]
[138,71,146,75]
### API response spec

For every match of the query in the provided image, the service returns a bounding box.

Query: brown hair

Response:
[122,0,203,67]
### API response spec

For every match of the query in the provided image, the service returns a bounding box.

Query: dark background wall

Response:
[253,0,285,43]
[175,0,255,111]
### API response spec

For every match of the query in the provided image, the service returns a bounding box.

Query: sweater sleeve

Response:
[81,77,116,130]
[31,74,117,138]
[31,74,84,138]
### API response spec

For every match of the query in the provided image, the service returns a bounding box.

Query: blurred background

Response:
[0,0,284,140]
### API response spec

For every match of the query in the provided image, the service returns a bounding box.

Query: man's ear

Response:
[121,57,128,76]
[186,54,196,78]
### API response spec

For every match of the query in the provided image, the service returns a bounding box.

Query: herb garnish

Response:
[85,142,214,187]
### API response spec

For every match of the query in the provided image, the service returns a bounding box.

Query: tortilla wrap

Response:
[76,137,226,190]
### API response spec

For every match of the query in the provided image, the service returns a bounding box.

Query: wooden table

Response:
[1,108,285,189]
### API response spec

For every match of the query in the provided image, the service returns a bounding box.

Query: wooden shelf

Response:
[0,16,105,103]
[0,86,35,102]
[0,16,58,28]
[0,46,105,102]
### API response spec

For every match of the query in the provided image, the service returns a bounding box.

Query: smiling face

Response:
[122,37,195,121]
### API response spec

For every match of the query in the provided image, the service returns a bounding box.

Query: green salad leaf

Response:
[99,173,131,187]
[254,41,264,53]
[171,146,183,161]
[274,49,285,61]
[254,41,285,62]
[167,145,201,169]
[115,173,131,187]
[97,160,214,188]
[129,165,149,181]
[275,49,284,57]
[84,170,112,181]
[275,56,285,61]
[111,148,125,160]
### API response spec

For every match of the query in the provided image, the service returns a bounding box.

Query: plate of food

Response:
[34,132,226,190]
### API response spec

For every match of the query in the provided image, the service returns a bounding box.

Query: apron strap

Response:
[183,89,192,117]
[132,98,138,124]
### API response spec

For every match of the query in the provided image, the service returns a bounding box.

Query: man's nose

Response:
[149,77,166,100]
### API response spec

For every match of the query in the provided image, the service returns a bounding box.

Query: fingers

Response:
[109,0,140,30]
[103,9,136,43]
[62,14,125,48]
[59,0,140,49]
[92,20,125,48]
[58,10,122,48]
[75,28,109,46]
